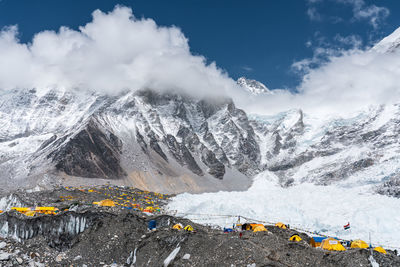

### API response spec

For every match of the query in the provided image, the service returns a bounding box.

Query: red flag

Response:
[343,222,350,230]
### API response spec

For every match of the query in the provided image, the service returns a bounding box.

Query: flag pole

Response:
[369,232,372,249]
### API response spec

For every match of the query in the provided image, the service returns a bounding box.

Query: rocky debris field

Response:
[0,186,398,266]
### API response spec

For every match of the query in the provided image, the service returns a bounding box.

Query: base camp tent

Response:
[172,223,183,230]
[148,220,156,230]
[320,238,346,251]
[289,234,302,242]
[275,222,287,229]
[253,225,267,232]
[350,239,369,249]
[374,247,387,254]
[310,237,326,247]
[250,224,264,230]
[184,225,194,232]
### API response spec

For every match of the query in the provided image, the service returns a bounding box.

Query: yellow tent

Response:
[172,223,183,230]
[374,247,387,254]
[184,225,194,232]
[93,199,115,207]
[321,238,346,251]
[350,239,369,249]
[275,222,287,229]
[250,224,264,230]
[12,207,31,213]
[253,225,267,232]
[289,234,302,242]
[24,211,36,217]
[35,207,57,211]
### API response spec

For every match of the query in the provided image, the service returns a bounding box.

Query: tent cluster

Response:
[172,223,194,232]
[310,237,387,253]
[11,207,59,217]
[93,199,116,207]
[60,186,166,213]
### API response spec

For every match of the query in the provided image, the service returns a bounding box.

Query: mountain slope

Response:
[0,88,257,193]
[373,27,400,53]
[250,104,400,194]
[2,86,400,197]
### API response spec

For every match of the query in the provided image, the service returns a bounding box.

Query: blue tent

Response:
[148,220,157,230]
[312,237,326,243]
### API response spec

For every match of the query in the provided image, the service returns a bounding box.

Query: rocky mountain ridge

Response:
[0,88,259,193]
[2,86,400,196]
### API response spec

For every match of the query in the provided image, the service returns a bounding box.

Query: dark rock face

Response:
[200,147,225,179]
[164,134,203,176]
[38,135,57,151]
[131,90,259,179]
[52,120,125,179]
[149,137,168,162]
[377,177,400,197]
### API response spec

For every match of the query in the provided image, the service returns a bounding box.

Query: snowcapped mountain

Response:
[0,88,258,193]
[373,27,400,53]
[237,77,271,95]
[2,86,400,198]
[250,105,400,196]
[3,27,400,197]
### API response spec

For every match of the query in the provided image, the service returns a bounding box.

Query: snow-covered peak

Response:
[237,77,271,95]
[372,26,400,53]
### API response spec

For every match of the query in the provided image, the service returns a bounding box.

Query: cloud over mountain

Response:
[1,5,400,117]
[0,6,237,98]
[244,43,400,116]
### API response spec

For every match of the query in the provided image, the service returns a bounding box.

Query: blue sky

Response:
[0,0,399,90]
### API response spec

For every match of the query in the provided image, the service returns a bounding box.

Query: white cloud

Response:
[307,7,322,21]
[338,0,390,28]
[241,66,253,72]
[333,34,362,48]
[307,0,389,29]
[294,33,359,74]
[1,5,399,118]
[0,6,238,98]
[243,43,400,116]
